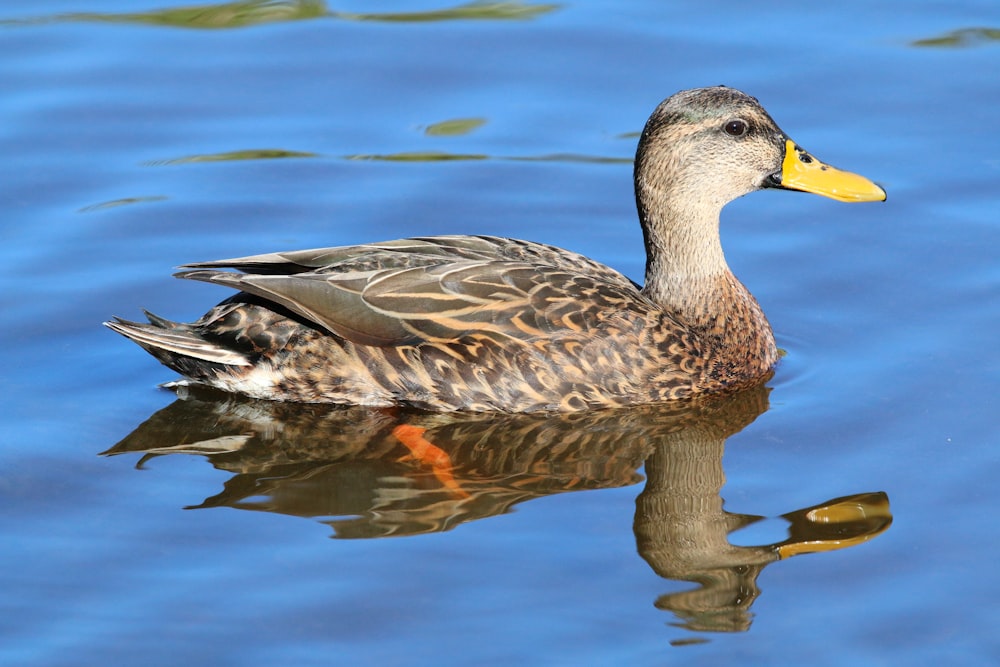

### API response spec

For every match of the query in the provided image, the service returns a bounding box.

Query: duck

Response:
[106,86,885,412]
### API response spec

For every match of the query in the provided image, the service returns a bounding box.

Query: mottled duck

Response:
[106,86,885,412]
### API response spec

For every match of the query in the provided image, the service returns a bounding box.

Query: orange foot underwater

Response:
[392,424,470,499]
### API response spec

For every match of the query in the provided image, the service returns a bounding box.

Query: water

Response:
[3,1,999,665]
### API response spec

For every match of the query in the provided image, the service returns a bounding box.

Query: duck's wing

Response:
[176,235,652,347]
[181,236,638,286]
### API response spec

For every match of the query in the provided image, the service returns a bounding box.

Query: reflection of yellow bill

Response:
[776,491,893,559]
[779,139,887,202]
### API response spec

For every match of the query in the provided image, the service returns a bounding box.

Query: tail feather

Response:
[104,316,251,367]
[140,309,179,329]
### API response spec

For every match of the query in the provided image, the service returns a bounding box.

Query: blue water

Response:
[3,1,999,665]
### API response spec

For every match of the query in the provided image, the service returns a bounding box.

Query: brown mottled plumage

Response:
[106,86,885,412]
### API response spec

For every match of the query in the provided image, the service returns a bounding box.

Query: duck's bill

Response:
[772,139,886,203]
[774,491,892,559]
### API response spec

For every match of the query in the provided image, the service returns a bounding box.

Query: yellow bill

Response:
[774,491,892,559]
[779,139,886,202]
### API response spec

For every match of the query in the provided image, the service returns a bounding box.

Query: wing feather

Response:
[175,236,652,347]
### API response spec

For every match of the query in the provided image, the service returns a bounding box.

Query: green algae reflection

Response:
[423,118,488,137]
[145,148,318,166]
[331,1,559,23]
[78,195,169,213]
[3,0,559,30]
[911,27,1000,48]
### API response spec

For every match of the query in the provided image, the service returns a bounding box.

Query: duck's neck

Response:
[639,202,728,310]
[637,196,776,366]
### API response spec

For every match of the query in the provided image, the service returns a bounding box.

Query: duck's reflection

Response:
[104,384,890,633]
[633,404,889,633]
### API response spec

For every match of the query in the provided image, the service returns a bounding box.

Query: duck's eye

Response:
[724,119,749,137]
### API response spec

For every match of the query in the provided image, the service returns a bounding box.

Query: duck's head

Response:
[634,86,886,222]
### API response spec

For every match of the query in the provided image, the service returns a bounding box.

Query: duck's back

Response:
[108,235,707,412]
